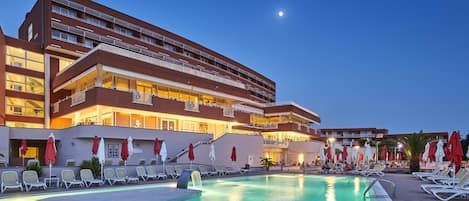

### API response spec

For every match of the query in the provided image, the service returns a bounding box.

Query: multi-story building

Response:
[0,0,322,166]
[320,128,388,146]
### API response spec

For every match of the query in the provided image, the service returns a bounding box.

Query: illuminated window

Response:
[19,146,39,159]
[6,97,44,117]
[115,77,129,91]
[6,73,44,94]
[6,121,44,128]
[5,46,44,72]
[59,58,73,72]
[161,119,176,131]
[51,30,77,43]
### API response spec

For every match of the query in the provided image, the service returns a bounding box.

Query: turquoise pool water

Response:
[187,174,373,201]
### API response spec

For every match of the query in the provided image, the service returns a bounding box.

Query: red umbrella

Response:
[188,143,195,161]
[373,152,376,160]
[21,139,28,166]
[358,152,364,161]
[381,146,387,160]
[389,152,395,161]
[92,136,99,155]
[45,136,56,165]
[231,146,237,162]
[428,142,436,161]
[121,139,129,161]
[154,137,160,155]
[342,146,348,161]
[326,146,332,160]
[397,152,402,160]
[336,153,340,161]
[448,131,463,172]
[419,153,423,161]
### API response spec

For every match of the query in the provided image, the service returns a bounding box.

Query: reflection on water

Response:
[325,176,336,201]
[354,177,360,195]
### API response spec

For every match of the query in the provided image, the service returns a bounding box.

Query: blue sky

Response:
[0,0,468,135]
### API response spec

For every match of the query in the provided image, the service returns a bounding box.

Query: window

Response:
[85,16,108,28]
[6,73,44,94]
[6,121,43,128]
[161,119,176,131]
[114,26,133,37]
[163,43,177,52]
[59,58,74,72]
[84,39,94,48]
[51,30,77,43]
[107,144,119,158]
[5,46,44,72]
[6,97,44,117]
[27,24,33,41]
[115,77,129,91]
[141,35,156,45]
[51,5,78,18]
[19,146,39,159]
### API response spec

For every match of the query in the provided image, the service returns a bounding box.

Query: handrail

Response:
[363,178,396,201]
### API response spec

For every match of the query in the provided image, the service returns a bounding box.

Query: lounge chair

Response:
[80,169,103,188]
[225,167,241,175]
[424,168,451,182]
[0,156,7,167]
[146,166,167,180]
[116,168,139,183]
[362,164,385,177]
[430,168,467,185]
[198,166,209,177]
[61,170,84,189]
[136,166,148,181]
[23,170,47,191]
[413,167,440,177]
[421,171,469,194]
[104,168,126,185]
[430,173,469,201]
[214,166,226,176]
[1,171,23,193]
[165,166,177,179]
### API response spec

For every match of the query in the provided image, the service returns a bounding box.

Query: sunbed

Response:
[104,168,126,185]
[61,169,84,189]
[23,170,47,191]
[1,171,23,193]
[80,169,103,187]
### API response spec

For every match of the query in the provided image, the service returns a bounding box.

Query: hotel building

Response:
[0,0,323,167]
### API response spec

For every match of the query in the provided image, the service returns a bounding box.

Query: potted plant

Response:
[260,157,273,171]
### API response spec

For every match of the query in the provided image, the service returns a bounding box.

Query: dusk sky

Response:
[1,1,467,135]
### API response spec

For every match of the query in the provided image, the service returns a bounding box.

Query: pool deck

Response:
[380,174,438,201]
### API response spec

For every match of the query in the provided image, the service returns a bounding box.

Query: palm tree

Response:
[399,131,430,172]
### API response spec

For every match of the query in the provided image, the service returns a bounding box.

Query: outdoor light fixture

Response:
[354,145,360,149]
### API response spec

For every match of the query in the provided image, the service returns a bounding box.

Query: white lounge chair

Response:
[362,164,385,177]
[80,169,103,188]
[421,171,469,194]
[136,166,148,181]
[214,166,226,176]
[225,167,241,175]
[165,166,177,179]
[430,173,469,201]
[413,167,440,177]
[1,171,23,193]
[424,168,451,182]
[146,166,166,180]
[198,166,209,177]
[104,168,126,185]
[430,168,467,185]
[61,170,84,189]
[116,168,139,183]
[23,170,47,191]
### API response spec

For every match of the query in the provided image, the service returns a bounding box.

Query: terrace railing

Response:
[132,91,153,105]
[184,101,199,112]
[70,91,86,106]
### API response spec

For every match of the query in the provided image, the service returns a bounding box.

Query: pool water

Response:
[187,174,373,201]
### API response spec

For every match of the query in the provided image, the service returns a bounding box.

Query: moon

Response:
[278,11,284,17]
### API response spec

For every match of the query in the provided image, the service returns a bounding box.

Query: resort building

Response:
[320,128,389,146]
[0,0,323,167]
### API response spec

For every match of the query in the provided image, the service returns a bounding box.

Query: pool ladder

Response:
[363,178,396,200]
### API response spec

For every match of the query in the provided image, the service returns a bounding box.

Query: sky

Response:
[0,0,468,135]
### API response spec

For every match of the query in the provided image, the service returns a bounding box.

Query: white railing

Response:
[263,139,289,147]
[184,101,199,112]
[70,91,86,106]
[223,107,235,117]
[132,91,152,105]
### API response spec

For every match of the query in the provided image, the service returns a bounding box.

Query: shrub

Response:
[119,160,125,166]
[139,159,146,165]
[24,163,43,177]
[79,157,101,177]
[150,159,157,165]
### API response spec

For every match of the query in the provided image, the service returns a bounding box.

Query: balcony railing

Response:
[132,91,153,105]
[223,107,235,117]
[263,139,289,147]
[184,101,199,112]
[70,91,86,106]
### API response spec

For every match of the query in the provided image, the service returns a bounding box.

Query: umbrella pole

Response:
[49,163,52,187]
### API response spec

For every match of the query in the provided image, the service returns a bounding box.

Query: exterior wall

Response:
[18,0,46,44]
[0,28,5,125]
[177,134,264,168]
[287,141,324,165]
[0,127,10,164]
[264,104,320,123]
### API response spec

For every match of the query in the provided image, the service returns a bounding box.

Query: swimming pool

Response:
[187,174,383,201]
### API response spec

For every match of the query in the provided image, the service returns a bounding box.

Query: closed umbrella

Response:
[448,131,463,172]
[160,142,167,170]
[97,138,105,180]
[127,136,134,162]
[381,145,387,161]
[45,133,57,186]
[436,139,445,163]
[429,142,437,162]
[336,153,340,161]
[231,146,237,166]
[326,146,332,160]
[121,139,129,166]
[154,138,160,164]
[92,136,99,156]
[209,144,216,165]
[358,152,364,161]
[21,139,28,166]
[342,145,348,162]
[188,143,195,168]
[319,145,325,161]
[331,144,336,163]
[422,143,430,162]
[389,152,395,161]
[419,153,423,161]
[364,142,372,162]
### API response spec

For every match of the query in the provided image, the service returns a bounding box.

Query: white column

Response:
[44,54,51,128]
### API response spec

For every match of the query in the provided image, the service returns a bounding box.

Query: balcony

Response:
[184,101,199,112]
[263,139,289,148]
[223,107,235,117]
[70,91,86,106]
[132,91,152,105]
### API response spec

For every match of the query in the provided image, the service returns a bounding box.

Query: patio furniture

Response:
[1,171,23,193]
[136,166,148,181]
[146,166,166,180]
[23,170,47,191]
[116,168,139,183]
[430,173,469,201]
[44,177,60,188]
[61,170,84,189]
[104,168,126,185]
[80,169,103,188]
[165,166,177,179]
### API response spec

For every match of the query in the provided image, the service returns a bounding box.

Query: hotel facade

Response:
[0,0,323,167]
